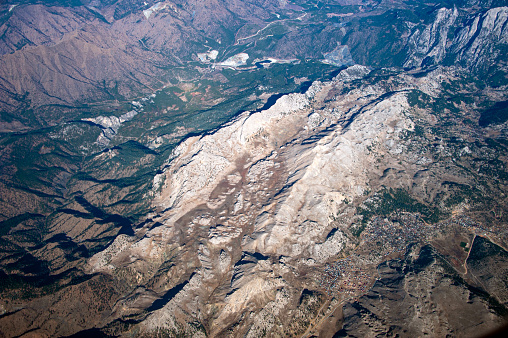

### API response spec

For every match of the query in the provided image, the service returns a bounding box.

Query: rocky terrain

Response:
[0,0,507,337]
[1,0,507,128]
[73,64,508,337]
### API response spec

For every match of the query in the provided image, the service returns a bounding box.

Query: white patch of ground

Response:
[197,50,219,62]
[219,53,249,67]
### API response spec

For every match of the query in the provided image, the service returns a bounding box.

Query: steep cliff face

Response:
[452,7,508,73]
[341,2,508,77]
[403,7,459,68]
[404,5,508,72]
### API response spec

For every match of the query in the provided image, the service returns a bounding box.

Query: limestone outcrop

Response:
[85,65,470,335]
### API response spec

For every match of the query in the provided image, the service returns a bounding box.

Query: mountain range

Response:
[0,0,507,337]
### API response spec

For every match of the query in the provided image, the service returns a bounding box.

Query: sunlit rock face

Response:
[1,1,508,337]
[82,63,507,336]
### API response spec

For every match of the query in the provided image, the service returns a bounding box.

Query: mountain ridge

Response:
[0,0,507,336]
